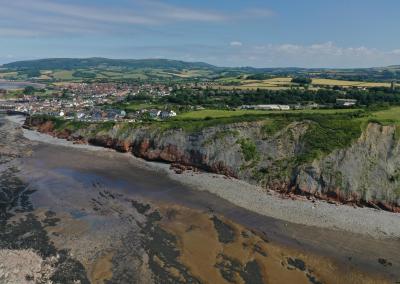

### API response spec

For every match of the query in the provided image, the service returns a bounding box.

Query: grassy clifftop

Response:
[31,107,396,163]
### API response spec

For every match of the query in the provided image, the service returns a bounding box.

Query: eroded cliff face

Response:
[25,116,400,211]
[295,123,400,211]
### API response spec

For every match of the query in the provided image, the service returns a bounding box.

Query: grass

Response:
[394,187,400,198]
[311,78,392,88]
[95,121,116,132]
[177,109,268,119]
[367,106,400,123]
[178,108,359,120]
[118,102,162,111]
[296,116,363,164]
[262,119,291,137]
[216,77,295,90]
[48,117,88,132]
[155,108,365,136]
[238,138,259,162]
[52,70,75,80]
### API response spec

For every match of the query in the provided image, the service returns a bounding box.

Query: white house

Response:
[241,104,290,111]
[336,99,357,107]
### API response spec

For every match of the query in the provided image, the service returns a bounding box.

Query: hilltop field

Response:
[2,58,400,86]
[216,77,399,90]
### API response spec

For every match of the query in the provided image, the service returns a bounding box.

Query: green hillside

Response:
[2,58,216,71]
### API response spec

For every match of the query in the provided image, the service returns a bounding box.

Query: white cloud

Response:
[0,0,242,37]
[139,0,228,22]
[0,0,276,37]
[4,0,158,26]
[230,41,243,47]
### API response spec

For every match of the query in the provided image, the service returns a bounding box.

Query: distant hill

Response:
[3,57,400,82]
[2,58,217,71]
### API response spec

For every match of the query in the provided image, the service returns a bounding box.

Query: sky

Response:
[1,0,400,68]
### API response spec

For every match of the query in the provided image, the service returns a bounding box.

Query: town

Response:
[0,82,178,122]
[0,79,363,124]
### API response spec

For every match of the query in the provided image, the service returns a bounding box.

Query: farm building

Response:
[336,99,357,107]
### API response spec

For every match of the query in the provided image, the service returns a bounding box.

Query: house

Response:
[304,102,319,109]
[336,99,357,107]
[241,104,290,111]
[91,111,103,121]
[160,110,177,119]
[77,112,86,120]
[149,109,161,118]
[106,110,119,120]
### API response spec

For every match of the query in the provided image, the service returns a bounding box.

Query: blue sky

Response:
[1,0,400,67]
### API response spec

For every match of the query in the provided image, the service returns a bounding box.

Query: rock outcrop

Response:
[25,116,400,212]
[294,123,400,212]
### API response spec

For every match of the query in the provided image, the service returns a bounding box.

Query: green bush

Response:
[296,117,362,164]
[262,119,290,137]
[238,138,258,162]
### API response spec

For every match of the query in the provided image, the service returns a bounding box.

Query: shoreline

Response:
[7,115,400,240]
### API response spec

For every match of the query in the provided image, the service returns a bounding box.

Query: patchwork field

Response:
[216,76,398,90]
[34,68,215,82]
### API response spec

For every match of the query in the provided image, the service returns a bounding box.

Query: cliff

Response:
[25,116,400,212]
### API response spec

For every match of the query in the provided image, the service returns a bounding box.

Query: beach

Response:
[13,115,400,240]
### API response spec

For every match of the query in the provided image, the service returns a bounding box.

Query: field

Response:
[368,106,400,123]
[177,108,360,120]
[215,76,397,90]
[311,78,392,88]
[177,109,267,119]
[216,77,295,90]
[32,68,214,82]
[121,102,162,111]
[0,71,18,79]
[52,70,75,80]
